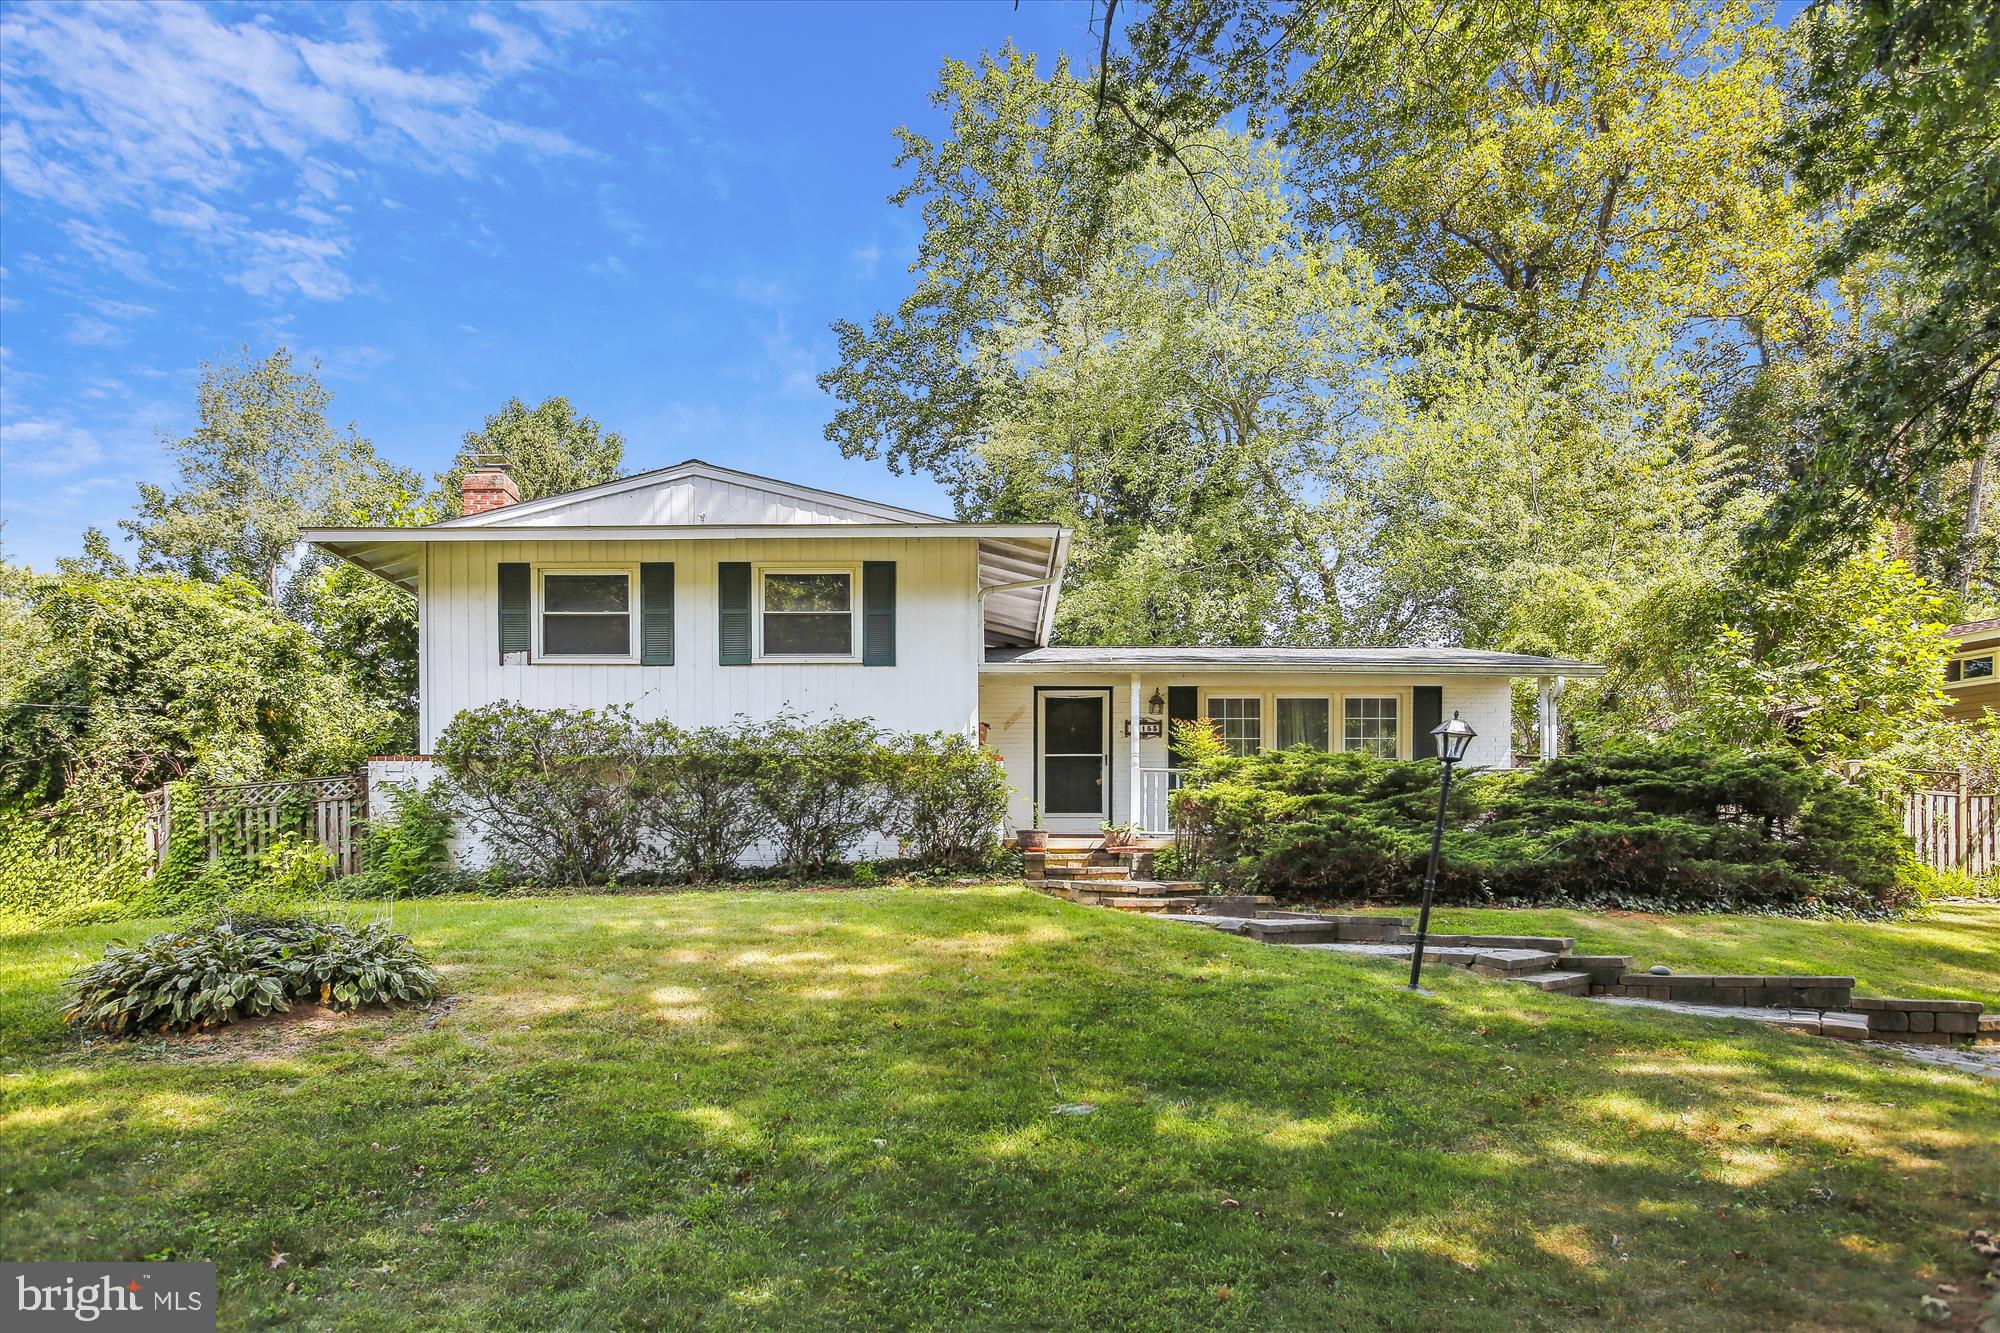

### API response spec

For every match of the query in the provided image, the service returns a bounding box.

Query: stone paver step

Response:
[1510,970,1593,995]
[1397,933,1576,953]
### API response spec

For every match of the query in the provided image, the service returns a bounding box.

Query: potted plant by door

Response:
[1100,820,1139,852]
[1017,803,1047,852]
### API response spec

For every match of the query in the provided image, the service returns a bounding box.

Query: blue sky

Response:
[0,0,1097,568]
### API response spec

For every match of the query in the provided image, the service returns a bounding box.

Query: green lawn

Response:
[2,888,1995,1331]
[1336,902,2000,1004]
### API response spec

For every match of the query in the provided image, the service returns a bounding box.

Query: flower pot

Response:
[1017,829,1048,852]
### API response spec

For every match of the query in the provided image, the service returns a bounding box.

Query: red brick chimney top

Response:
[462,456,519,515]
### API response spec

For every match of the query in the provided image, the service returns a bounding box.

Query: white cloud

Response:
[734,276,790,306]
[851,243,881,280]
[1,415,105,476]
[0,3,598,301]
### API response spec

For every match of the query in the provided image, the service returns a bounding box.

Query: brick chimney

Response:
[461,455,519,515]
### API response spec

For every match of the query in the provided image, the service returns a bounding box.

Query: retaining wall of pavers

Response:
[1611,973,1856,1010]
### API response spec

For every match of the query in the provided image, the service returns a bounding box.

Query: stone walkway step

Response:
[1511,970,1593,995]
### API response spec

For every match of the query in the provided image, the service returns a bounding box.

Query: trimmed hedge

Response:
[434,703,1008,885]
[1173,744,1920,914]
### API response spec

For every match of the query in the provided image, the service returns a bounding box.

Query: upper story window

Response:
[758,567,856,659]
[541,570,632,658]
[1949,654,1995,682]
[1343,696,1399,757]
[1206,696,1262,757]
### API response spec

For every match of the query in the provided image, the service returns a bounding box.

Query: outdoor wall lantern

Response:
[1408,711,1478,991]
[1147,688,1166,716]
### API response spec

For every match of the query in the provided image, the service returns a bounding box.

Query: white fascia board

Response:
[303,523,1067,543]
[977,659,1609,678]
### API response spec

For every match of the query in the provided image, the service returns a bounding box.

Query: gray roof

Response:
[983,645,1605,676]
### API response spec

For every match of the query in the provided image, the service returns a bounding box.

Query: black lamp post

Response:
[1408,711,1478,991]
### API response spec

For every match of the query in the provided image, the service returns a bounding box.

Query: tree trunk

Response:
[1957,434,1994,601]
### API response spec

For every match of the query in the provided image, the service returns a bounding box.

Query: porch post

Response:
[1129,673,1143,829]
[1536,675,1564,761]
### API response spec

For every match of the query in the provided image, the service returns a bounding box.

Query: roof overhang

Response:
[980,648,1607,677]
[305,522,1070,647]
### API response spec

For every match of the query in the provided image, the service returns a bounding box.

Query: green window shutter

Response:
[640,563,675,665]
[861,561,896,666]
[1411,686,1444,759]
[1165,686,1199,767]
[498,563,530,662]
[717,562,752,665]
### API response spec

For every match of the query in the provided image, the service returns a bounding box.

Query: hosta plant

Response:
[64,913,444,1036]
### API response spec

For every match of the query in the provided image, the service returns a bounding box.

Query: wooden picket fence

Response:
[1892,769,1999,876]
[143,774,368,878]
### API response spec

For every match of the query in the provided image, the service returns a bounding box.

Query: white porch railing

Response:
[1139,767,1187,835]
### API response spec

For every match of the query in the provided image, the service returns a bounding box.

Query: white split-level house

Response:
[306,459,1604,850]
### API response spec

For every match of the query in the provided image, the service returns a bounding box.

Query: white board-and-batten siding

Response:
[417,536,981,752]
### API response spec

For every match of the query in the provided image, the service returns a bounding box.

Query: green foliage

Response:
[0,793,160,930]
[1177,744,1918,914]
[436,396,625,516]
[351,782,459,898]
[63,913,442,1036]
[885,733,1009,871]
[120,345,419,603]
[1608,546,1952,760]
[644,721,767,884]
[751,713,892,878]
[0,567,394,803]
[1756,0,2000,581]
[435,704,1012,885]
[434,703,656,887]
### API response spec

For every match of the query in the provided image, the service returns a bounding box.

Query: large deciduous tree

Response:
[822,48,1394,644]
[437,396,626,515]
[1752,0,2000,597]
[1111,0,1823,384]
[122,347,416,604]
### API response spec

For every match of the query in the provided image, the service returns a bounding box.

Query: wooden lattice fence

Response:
[1895,770,1999,876]
[144,774,368,878]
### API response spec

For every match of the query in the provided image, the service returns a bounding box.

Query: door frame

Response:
[1033,685,1113,833]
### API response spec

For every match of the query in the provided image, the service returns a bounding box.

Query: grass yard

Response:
[2,888,1996,1330]
[1335,903,2000,1004]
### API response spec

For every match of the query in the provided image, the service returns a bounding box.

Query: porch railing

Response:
[1139,767,1187,835]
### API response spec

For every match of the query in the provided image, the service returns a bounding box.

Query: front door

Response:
[1039,691,1108,833]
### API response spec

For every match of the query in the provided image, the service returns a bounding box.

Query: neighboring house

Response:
[307,459,1603,845]
[1944,618,2000,723]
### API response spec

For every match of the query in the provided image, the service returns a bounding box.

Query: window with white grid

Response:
[1206,696,1262,757]
[1343,696,1399,758]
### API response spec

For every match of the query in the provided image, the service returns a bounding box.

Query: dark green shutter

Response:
[717,562,751,665]
[640,562,675,665]
[1166,686,1199,766]
[861,561,896,665]
[498,563,530,662]
[1411,686,1444,759]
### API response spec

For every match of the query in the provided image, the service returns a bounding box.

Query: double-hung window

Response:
[1275,697,1331,751]
[758,567,856,659]
[1342,696,1400,758]
[1206,696,1263,757]
[540,569,633,659]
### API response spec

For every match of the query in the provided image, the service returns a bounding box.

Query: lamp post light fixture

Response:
[1408,711,1478,991]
